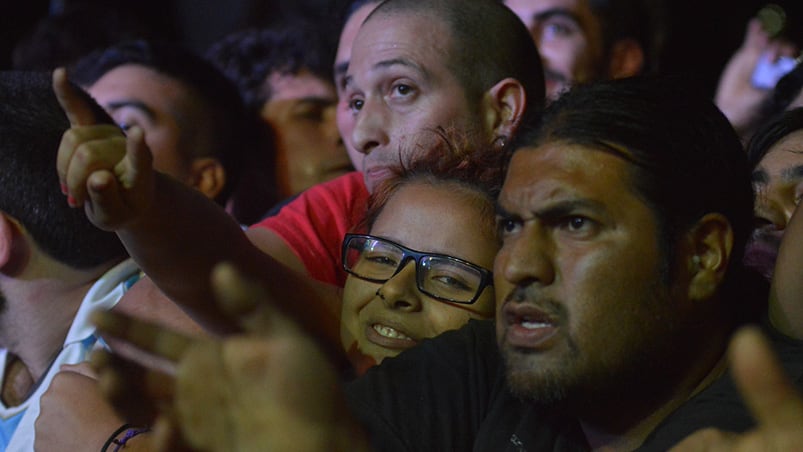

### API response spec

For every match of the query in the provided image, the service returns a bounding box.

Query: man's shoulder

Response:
[299,171,367,203]
[255,172,367,226]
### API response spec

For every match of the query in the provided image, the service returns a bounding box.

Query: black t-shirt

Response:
[345,320,803,452]
[345,320,588,451]
[637,323,803,451]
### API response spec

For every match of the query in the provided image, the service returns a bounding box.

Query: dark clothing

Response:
[638,323,803,451]
[345,320,803,452]
[345,320,588,451]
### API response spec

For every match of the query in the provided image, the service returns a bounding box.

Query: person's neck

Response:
[579,335,730,451]
[0,270,98,399]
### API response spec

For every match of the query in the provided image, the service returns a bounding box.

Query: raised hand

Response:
[91,262,368,452]
[714,18,798,138]
[670,327,803,451]
[53,67,156,230]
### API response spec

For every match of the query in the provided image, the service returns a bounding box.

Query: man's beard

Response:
[501,335,580,407]
[500,280,681,414]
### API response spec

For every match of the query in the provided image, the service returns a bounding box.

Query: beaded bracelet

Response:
[101,424,131,452]
[112,427,150,451]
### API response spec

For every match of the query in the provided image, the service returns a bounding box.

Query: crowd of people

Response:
[0,0,802,450]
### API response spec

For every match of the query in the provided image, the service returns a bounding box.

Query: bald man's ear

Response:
[188,157,227,201]
[608,38,645,79]
[483,78,527,145]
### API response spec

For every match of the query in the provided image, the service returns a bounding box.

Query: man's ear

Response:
[686,213,734,301]
[607,38,645,79]
[482,78,527,146]
[188,157,227,201]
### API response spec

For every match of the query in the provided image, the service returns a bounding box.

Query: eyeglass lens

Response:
[344,236,484,303]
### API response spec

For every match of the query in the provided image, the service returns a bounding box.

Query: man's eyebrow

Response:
[345,57,429,90]
[292,96,337,107]
[373,57,425,73]
[532,199,606,222]
[105,100,156,119]
[494,198,605,220]
[335,61,349,78]
[532,8,583,27]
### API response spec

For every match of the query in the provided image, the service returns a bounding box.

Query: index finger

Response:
[730,326,803,429]
[92,309,194,362]
[52,67,101,127]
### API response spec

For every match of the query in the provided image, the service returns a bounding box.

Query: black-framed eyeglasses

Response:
[341,233,494,304]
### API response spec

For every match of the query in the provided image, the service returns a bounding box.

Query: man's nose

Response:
[351,99,389,155]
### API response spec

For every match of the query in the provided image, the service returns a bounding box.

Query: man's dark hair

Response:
[520,76,755,318]
[205,20,336,114]
[0,71,127,269]
[588,0,668,75]
[747,107,803,169]
[69,40,258,206]
[369,0,546,131]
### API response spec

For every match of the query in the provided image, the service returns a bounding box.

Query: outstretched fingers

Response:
[91,349,175,426]
[211,262,280,335]
[92,309,194,363]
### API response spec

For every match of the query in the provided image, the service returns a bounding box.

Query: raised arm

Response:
[768,203,803,339]
[54,69,342,348]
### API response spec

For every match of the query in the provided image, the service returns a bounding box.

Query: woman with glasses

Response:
[338,135,507,372]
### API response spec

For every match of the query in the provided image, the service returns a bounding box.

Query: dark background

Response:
[1,0,802,97]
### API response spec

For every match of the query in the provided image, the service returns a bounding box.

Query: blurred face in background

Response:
[506,0,606,100]
[261,69,352,198]
[335,1,381,173]
[745,129,803,279]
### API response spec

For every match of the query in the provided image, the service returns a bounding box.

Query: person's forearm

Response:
[117,174,344,358]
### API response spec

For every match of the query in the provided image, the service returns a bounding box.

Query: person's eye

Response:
[389,82,416,102]
[431,274,472,291]
[539,19,579,41]
[558,216,598,236]
[112,110,145,133]
[348,97,364,113]
[393,83,413,96]
[294,104,327,122]
[496,216,522,239]
[364,252,398,267]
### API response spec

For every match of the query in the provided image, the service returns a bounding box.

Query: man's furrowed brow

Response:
[495,200,512,218]
[532,199,605,222]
